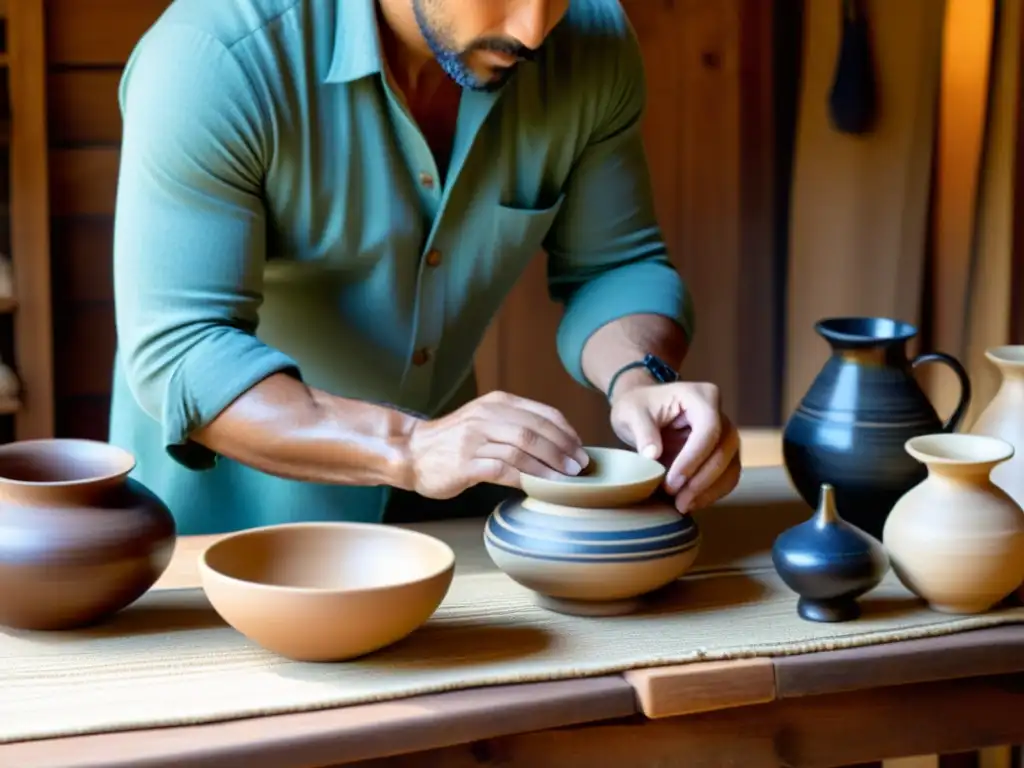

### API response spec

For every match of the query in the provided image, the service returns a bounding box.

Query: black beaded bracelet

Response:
[605,361,650,401]
[605,354,680,400]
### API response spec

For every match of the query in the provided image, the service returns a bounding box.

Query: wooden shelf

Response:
[0,398,20,415]
[0,297,17,313]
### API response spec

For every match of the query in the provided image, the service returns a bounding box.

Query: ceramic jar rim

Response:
[0,438,136,488]
[904,433,1014,466]
[200,522,456,596]
[525,446,666,486]
[985,345,1024,368]
[815,316,917,345]
[519,446,666,507]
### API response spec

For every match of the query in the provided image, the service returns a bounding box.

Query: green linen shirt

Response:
[109,0,695,535]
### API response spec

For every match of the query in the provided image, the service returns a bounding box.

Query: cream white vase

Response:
[883,434,1024,614]
[971,346,1024,507]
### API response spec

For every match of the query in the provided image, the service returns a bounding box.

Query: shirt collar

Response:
[324,0,384,84]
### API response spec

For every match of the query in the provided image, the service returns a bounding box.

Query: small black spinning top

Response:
[772,482,889,622]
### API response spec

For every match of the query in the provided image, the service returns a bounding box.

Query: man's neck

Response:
[375,0,447,100]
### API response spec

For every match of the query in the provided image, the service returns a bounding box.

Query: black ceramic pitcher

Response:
[782,317,971,539]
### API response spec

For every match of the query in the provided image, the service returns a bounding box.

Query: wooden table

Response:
[4,434,1024,768]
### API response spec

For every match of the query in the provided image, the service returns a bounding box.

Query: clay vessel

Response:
[200,522,455,662]
[970,346,1024,508]
[0,439,176,631]
[883,434,1024,614]
[772,482,889,622]
[783,317,971,540]
[485,447,700,616]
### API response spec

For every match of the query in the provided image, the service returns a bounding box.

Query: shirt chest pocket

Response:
[492,194,566,270]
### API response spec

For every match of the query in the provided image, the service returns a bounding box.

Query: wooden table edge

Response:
[9,622,1024,767]
[773,621,1024,697]
[0,675,638,768]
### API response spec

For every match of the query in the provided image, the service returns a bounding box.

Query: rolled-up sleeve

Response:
[543,16,694,387]
[113,22,300,470]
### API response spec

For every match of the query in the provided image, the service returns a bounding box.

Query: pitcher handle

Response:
[910,352,972,432]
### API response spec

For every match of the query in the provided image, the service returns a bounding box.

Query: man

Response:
[110,0,742,535]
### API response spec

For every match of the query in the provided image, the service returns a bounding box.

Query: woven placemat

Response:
[3,559,1024,743]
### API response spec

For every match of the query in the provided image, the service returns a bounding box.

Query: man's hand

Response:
[404,391,589,499]
[610,382,741,513]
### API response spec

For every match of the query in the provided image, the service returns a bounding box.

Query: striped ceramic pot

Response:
[484,495,701,616]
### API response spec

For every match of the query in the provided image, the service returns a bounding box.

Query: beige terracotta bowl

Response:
[520,446,667,508]
[199,523,455,662]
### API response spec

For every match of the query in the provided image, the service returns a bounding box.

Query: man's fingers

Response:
[482,403,589,471]
[681,452,742,512]
[615,400,664,460]
[665,403,723,493]
[468,457,523,489]
[479,422,585,476]
[678,421,740,500]
[482,391,586,455]
[471,440,574,488]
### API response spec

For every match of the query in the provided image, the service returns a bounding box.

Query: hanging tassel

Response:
[828,0,878,135]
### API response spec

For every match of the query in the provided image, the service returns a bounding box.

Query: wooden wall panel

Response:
[0,10,11,445]
[671,0,743,409]
[45,0,166,65]
[10,0,56,440]
[53,302,114,399]
[739,0,787,425]
[51,217,114,303]
[51,214,115,441]
[43,0,146,439]
[56,394,111,441]
[44,67,120,444]
[1012,2,1024,347]
[48,70,122,145]
[49,149,119,216]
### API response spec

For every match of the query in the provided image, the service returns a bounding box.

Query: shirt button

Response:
[411,347,432,367]
[425,249,442,267]
[418,172,434,189]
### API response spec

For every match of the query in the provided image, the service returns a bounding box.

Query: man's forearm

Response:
[580,313,689,401]
[190,372,417,489]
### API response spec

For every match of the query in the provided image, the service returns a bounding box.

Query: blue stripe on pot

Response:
[485,513,700,558]
[484,530,700,564]
[494,499,697,543]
